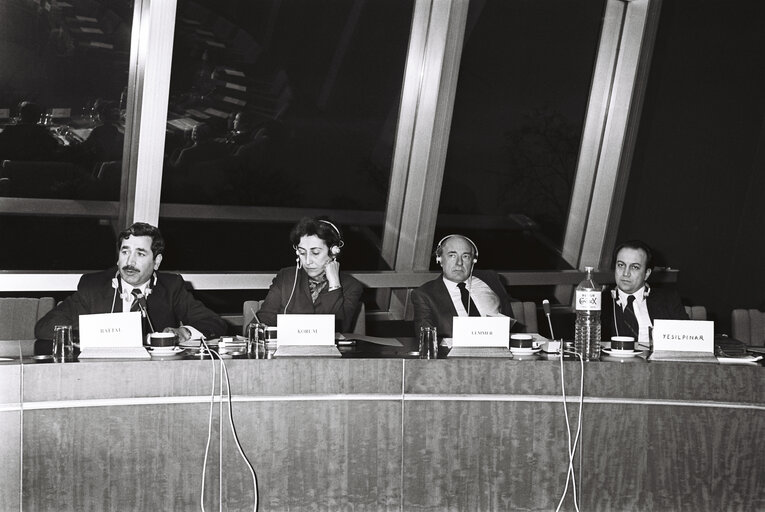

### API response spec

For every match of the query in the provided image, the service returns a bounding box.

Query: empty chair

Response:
[510,301,538,333]
[0,297,55,340]
[684,305,708,321]
[731,309,765,346]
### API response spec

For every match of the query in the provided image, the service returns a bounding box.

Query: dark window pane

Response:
[437,0,606,271]
[618,0,765,332]
[0,0,133,269]
[160,0,413,271]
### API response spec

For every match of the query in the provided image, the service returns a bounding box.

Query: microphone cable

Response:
[556,347,584,512]
[199,337,259,512]
[544,298,583,512]
[283,259,300,315]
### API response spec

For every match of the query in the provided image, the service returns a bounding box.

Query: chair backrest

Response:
[509,301,538,333]
[242,300,366,335]
[352,303,366,335]
[0,297,55,339]
[731,309,765,346]
[684,305,708,321]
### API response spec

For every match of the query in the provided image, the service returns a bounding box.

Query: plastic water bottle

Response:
[574,266,601,361]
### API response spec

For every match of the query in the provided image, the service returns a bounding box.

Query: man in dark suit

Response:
[602,239,688,343]
[411,234,515,338]
[35,223,226,341]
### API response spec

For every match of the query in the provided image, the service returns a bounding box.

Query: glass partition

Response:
[436,0,606,272]
[617,0,765,332]
[159,0,414,272]
[0,0,133,269]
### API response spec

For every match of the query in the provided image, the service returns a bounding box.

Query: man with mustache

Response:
[35,222,226,341]
[602,239,688,343]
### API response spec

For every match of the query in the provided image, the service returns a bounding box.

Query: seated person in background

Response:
[0,101,59,161]
[78,102,124,165]
[412,234,515,338]
[602,239,688,344]
[258,217,363,332]
[35,222,226,341]
[171,123,227,170]
[223,111,257,150]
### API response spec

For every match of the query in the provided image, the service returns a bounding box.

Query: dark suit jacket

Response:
[258,266,363,332]
[601,285,689,339]
[34,268,227,340]
[411,270,513,338]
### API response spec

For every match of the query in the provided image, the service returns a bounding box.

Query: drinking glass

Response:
[53,325,74,362]
[419,326,438,359]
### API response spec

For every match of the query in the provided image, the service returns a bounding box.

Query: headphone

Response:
[434,234,478,264]
[110,271,157,313]
[293,219,345,262]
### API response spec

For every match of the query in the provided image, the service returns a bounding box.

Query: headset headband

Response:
[435,234,479,258]
[318,219,343,245]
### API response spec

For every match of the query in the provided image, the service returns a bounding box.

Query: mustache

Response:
[121,265,139,272]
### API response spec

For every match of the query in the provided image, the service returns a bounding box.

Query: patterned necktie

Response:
[130,289,141,312]
[308,277,327,304]
[623,294,639,338]
[130,289,150,337]
[457,282,480,317]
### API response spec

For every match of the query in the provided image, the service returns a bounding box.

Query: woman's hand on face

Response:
[325,259,341,287]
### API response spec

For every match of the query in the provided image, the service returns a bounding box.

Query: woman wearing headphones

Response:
[258,217,363,332]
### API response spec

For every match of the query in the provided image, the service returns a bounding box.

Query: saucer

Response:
[149,346,184,356]
[510,347,541,355]
[602,348,641,358]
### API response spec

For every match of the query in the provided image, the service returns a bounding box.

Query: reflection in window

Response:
[160,0,413,271]
[0,0,133,270]
[438,0,606,271]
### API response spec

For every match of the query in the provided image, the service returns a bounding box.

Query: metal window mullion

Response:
[557,0,656,305]
[121,0,178,228]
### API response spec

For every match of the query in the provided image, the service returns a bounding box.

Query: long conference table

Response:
[1,340,763,511]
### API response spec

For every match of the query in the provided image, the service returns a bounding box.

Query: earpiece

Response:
[434,234,479,264]
[318,220,344,257]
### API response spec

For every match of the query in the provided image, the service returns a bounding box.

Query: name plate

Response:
[277,314,334,346]
[452,316,510,348]
[79,312,143,348]
[652,319,714,352]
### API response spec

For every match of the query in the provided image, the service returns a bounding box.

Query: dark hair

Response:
[117,222,165,258]
[18,101,42,124]
[191,123,212,141]
[612,239,653,270]
[289,217,342,250]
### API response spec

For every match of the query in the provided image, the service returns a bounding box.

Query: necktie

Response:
[131,289,150,337]
[130,289,142,312]
[457,282,480,317]
[623,294,639,338]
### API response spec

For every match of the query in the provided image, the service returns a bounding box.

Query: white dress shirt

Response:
[443,275,502,317]
[617,286,652,343]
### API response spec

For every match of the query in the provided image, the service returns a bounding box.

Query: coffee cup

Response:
[510,334,539,349]
[149,332,178,348]
[610,336,635,351]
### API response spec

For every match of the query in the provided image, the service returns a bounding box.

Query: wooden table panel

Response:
[8,358,765,511]
[402,399,572,511]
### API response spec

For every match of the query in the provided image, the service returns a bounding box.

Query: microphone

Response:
[134,291,156,333]
[543,299,562,355]
[543,299,555,339]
